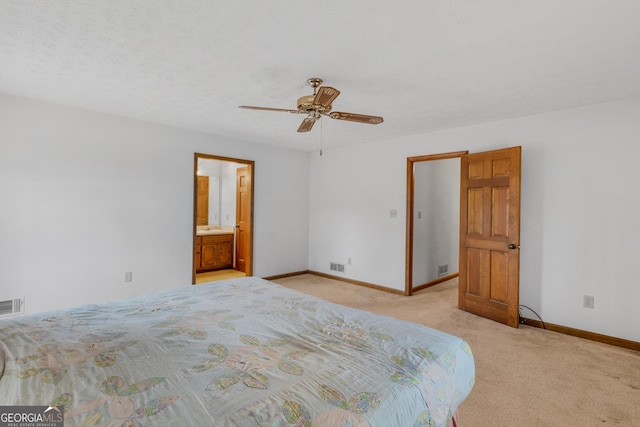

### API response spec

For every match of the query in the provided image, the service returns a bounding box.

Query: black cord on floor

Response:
[519,305,546,329]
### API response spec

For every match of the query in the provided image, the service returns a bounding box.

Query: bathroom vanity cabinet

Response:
[196,233,233,271]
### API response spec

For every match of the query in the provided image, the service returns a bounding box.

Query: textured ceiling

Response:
[1,1,640,152]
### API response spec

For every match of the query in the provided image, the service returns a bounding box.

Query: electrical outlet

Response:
[124,272,133,283]
[390,209,398,218]
[583,295,594,309]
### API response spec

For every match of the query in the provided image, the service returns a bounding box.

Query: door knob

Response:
[508,243,518,249]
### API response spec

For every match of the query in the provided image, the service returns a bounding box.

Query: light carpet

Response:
[272,273,640,426]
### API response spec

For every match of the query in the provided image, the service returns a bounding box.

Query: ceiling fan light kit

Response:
[239,78,383,133]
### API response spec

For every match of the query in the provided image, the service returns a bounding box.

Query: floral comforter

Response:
[0,277,474,426]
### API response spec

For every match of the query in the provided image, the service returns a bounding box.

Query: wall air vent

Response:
[0,298,25,318]
[330,262,345,273]
[438,264,449,277]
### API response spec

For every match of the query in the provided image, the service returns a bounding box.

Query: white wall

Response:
[0,94,310,314]
[309,96,640,342]
[3,92,639,343]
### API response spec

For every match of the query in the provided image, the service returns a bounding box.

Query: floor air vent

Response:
[0,298,25,318]
[330,262,345,273]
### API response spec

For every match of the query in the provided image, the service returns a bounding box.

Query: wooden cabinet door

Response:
[200,243,217,269]
[217,241,233,267]
[195,237,202,270]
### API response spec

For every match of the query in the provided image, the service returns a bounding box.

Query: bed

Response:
[0,277,474,426]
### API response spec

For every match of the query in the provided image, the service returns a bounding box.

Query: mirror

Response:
[197,158,242,226]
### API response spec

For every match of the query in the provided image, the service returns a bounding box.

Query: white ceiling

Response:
[1,1,639,152]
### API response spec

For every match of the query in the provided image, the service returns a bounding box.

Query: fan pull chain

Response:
[320,117,323,156]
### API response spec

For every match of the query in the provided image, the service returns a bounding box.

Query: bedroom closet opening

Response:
[406,147,522,328]
[193,153,254,285]
[405,151,466,295]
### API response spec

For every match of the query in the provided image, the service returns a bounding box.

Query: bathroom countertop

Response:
[196,226,235,236]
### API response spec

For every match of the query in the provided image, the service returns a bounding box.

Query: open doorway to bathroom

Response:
[193,153,254,285]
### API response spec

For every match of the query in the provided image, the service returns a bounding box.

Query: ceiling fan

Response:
[239,78,384,133]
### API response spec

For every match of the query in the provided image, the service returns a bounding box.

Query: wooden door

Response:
[459,146,521,327]
[235,167,252,273]
[196,176,209,226]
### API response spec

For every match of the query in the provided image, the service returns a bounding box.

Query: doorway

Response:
[405,151,467,295]
[193,153,254,284]
[406,147,522,328]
